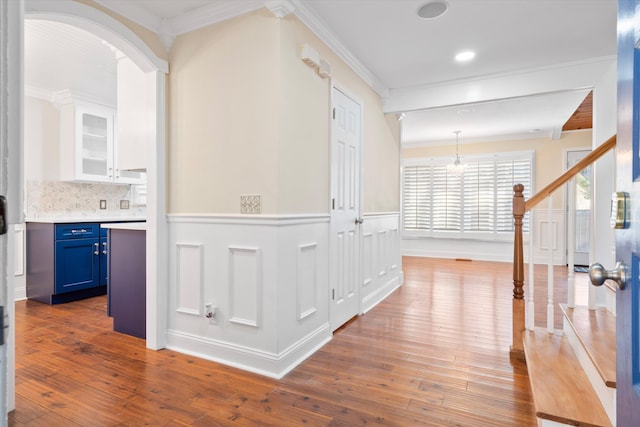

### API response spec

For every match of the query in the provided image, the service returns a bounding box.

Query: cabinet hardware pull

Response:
[102,242,107,254]
[94,243,99,256]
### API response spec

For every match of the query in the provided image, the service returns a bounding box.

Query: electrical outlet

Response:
[119,200,130,209]
[99,200,107,210]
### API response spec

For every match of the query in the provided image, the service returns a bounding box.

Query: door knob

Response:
[589,261,628,290]
[355,217,364,225]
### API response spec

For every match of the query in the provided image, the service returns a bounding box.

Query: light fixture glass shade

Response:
[447,156,465,175]
[448,131,465,175]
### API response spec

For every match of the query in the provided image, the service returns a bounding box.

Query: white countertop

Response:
[26,216,145,224]
[100,222,147,231]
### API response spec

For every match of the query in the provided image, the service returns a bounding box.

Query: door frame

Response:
[7,0,169,413]
[329,82,364,329]
[24,0,168,349]
[2,0,23,419]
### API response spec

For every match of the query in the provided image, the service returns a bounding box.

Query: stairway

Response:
[523,297,616,427]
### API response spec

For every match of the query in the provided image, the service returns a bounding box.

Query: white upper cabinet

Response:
[116,57,148,175]
[59,98,145,185]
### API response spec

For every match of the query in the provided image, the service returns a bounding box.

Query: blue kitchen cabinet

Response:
[100,226,108,286]
[54,235,100,294]
[27,222,107,304]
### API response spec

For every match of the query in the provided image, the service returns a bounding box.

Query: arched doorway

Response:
[6,0,169,414]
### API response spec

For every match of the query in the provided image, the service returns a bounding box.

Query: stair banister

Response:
[511,134,616,357]
[512,184,526,354]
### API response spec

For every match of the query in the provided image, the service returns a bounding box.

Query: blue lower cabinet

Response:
[54,238,100,294]
[26,222,107,304]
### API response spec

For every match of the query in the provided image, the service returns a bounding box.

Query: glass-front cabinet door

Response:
[59,102,114,183]
[79,108,113,181]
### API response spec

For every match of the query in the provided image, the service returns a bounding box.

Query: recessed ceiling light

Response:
[455,51,476,62]
[417,1,449,19]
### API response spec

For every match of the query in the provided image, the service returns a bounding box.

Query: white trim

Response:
[292,1,387,97]
[170,1,264,37]
[228,246,262,328]
[93,0,161,34]
[95,0,388,97]
[24,2,169,351]
[167,213,330,225]
[363,211,400,219]
[25,0,168,74]
[166,322,331,379]
[265,0,296,18]
[297,242,319,320]
[175,243,203,316]
[385,56,614,114]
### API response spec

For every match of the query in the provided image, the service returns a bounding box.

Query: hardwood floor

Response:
[9,257,580,426]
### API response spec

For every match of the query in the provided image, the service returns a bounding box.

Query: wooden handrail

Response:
[511,134,616,359]
[525,134,616,211]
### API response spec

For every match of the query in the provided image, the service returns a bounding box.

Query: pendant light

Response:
[447,130,465,175]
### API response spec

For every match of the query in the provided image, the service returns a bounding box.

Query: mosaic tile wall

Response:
[26,180,146,219]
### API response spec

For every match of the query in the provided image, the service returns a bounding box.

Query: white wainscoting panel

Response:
[362,231,373,287]
[166,214,331,379]
[14,224,24,276]
[175,243,203,316]
[297,243,318,320]
[14,223,26,301]
[229,246,262,328]
[401,209,565,265]
[377,229,388,277]
[532,209,565,265]
[361,213,402,314]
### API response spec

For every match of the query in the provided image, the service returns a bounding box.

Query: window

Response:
[403,151,532,240]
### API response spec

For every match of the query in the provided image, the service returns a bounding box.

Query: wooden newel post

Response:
[511,184,526,356]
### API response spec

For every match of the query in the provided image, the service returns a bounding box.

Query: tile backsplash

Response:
[26,180,146,219]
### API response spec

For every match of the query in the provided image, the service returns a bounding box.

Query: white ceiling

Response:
[25,20,118,106]
[26,0,618,145]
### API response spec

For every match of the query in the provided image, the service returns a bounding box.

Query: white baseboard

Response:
[362,275,400,314]
[14,287,26,301]
[166,322,332,379]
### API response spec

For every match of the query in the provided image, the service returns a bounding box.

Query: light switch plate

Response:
[120,200,130,209]
[99,200,107,210]
[240,195,261,214]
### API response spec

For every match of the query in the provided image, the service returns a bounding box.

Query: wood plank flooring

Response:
[9,257,579,426]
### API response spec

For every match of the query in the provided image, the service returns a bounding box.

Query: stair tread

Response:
[560,304,616,387]
[524,328,612,427]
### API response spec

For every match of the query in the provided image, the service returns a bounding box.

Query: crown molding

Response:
[169,0,264,37]
[290,0,388,98]
[265,0,296,18]
[94,0,388,97]
[94,0,162,34]
[24,85,54,103]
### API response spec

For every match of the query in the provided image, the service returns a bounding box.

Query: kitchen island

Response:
[101,222,146,339]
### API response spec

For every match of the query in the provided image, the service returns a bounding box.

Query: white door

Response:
[329,87,362,331]
[567,150,591,266]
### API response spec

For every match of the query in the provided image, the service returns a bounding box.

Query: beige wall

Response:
[169,10,281,213]
[24,97,60,182]
[169,9,400,214]
[403,130,593,206]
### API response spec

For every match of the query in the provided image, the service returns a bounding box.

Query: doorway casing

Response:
[24,0,169,344]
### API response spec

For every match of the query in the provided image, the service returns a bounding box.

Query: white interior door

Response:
[330,87,362,331]
[567,150,591,266]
